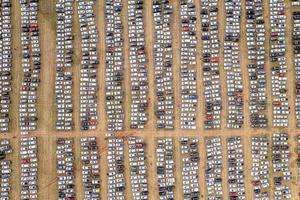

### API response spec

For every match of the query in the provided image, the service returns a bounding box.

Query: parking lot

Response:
[1,0,300,199]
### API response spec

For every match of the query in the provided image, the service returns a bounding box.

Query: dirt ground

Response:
[1,0,300,199]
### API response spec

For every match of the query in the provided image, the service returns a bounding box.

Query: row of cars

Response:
[128,137,148,200]
[200,0,222,129]
[20,137,38,200]
[272,133,292,199]
[105,0,125,132]
[205,137,223,199]
[270,0,289,127]
[251,136,270,199]
[3,135,300,199]
[293,8,300,127]
[19,0,41,132]
[156,138,175,200]
[80,137,100,200]
[245,0,268,128]
[180,138,199,200]
[226,137,245,199]
[55,0,74,131]
[56,138,75,200]
[153,0,175,130]
[129,0,149,129]
[180,0,198,130]
[0,139,12,200]
[3,0,300,133]
[107,138,125,199]
[2,0,299,132]
[0,0,12,132]
[224,0,244,129]
[78,0,99,131]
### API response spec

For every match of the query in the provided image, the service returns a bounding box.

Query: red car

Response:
[21,158,30,164]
